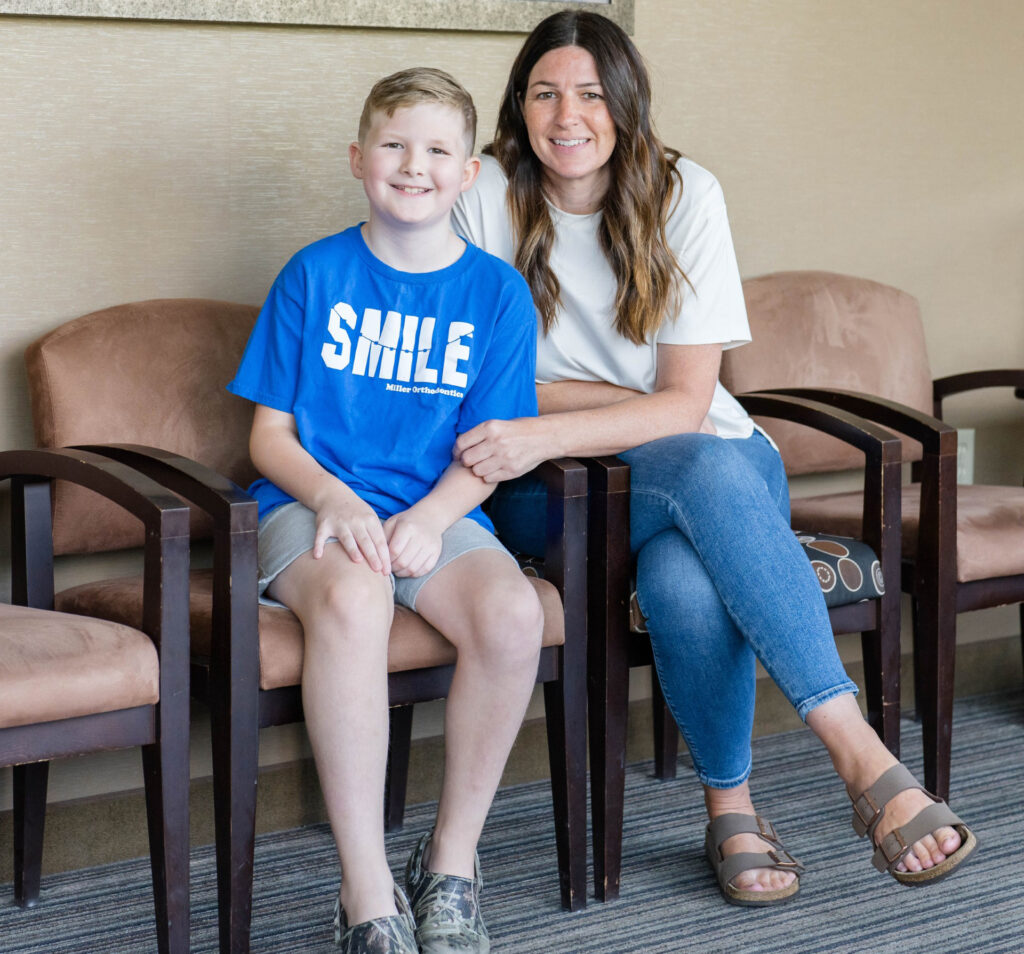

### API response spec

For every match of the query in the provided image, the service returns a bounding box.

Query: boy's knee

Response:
[470,573,545,667]
[307,571,392,638]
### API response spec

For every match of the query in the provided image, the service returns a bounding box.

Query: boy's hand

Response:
[384,509,445,578]
[312,486,391,575]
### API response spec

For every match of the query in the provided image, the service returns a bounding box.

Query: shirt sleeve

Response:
[452,157,517,265]
[457,276,539,431]
[656,176,751,351]
[226,257,306,411]
[452,186,482,247]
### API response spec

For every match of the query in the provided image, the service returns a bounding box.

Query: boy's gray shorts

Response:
[257,500,516,611]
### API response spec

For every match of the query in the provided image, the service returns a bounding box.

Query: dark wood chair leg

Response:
[651,671,679,780]
[860,622,901,757]
[142,737,190,954]
[13,761,49,908]
[914,588,955,801]
[384,705,414,832]
[543,675,587,912]
[910,596,923,722]
[1019,603,1023,678]
[211,689,258,954]
[585,458,630,903]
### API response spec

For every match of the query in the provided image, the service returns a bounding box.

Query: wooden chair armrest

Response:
[72,443,259,692]
[0,448,191,695]
[932,368,1024,416]
[737,392,903,573]
[72,443,257,532]
[751,388,956,570]
[759,387,957,458]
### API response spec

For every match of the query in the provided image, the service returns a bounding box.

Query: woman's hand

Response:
[311,484,392,574]
[454,417,549,483]
[384,509,445,578]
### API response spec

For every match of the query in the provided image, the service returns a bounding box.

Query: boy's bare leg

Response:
[268,544,397,924]
[412,551,544,876]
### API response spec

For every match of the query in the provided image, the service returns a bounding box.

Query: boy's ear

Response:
[349,141,364,179]
[460,155,481,193]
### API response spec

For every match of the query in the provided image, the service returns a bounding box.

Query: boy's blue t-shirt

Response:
[228,225,538,531]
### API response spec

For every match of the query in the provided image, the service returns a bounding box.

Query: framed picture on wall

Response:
[0,0,634,34]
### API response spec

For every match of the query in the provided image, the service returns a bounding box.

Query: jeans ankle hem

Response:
[796,682,859,722]
[695,760,753,790]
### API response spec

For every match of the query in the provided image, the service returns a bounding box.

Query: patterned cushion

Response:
[794,531,885,609]
[516,531,884,635]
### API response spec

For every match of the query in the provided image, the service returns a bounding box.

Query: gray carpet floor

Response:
[2,690,1021,953]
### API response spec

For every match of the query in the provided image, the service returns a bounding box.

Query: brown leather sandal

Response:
[704,813,804,906]
[850,764,978,886]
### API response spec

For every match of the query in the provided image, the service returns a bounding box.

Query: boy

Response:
[228,69,543,954]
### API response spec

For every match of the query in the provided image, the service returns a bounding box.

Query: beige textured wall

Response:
[2,3,1022,461]
[0,3,1022,803]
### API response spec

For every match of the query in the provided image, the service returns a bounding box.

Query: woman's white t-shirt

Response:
[452,154,756,440]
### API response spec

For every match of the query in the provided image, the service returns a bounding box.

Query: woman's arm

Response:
[249,404,392,573]
[455,342,722,482]
[536,379,642,413]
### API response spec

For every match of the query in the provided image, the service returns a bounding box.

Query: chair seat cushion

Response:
[791,483,1024,583]
[0,604,159,729]
[56,569,565,691]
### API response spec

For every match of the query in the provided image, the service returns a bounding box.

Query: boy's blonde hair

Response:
[358,67,477,157]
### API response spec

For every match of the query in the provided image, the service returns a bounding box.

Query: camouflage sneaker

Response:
[333,884,418,953]
[404,832,490,954]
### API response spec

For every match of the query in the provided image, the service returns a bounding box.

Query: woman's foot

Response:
[704,783,801,896]
[845,747,961,873]
[807,694,968,876]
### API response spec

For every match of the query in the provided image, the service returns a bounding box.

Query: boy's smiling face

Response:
[350,102,480,232]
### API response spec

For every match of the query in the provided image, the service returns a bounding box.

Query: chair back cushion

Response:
[25,299,259,554]
[722,271,934,475]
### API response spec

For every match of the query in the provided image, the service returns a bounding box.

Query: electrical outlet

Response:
[957,427,975,484]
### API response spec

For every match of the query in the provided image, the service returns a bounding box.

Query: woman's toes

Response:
[911,835,942,869]
[936,825,962,855]
[771,870,796,892]
[732,868,794,893]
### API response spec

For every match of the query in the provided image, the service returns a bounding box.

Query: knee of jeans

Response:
[636,532,729,628]
[631,434,747,499]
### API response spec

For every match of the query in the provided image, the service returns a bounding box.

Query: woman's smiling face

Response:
[521,45,617,213]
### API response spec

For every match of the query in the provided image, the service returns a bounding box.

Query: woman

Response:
[452,10,975,905]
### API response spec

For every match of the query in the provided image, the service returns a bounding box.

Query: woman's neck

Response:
[540,168,610,215]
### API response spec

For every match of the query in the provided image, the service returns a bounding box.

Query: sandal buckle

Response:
[880,828,909,864]
[756,816,778,842]
[852,791,881,834]
[767,848,800,869]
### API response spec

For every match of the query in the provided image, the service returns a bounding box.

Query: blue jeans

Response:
[491,431,857,789]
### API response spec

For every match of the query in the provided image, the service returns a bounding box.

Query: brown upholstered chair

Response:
[723,269,1024,800]
[0,447,191,954]
[586,390,903,901]
[24,299,589,954]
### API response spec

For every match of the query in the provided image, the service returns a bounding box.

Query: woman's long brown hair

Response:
[486,10,687,345]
